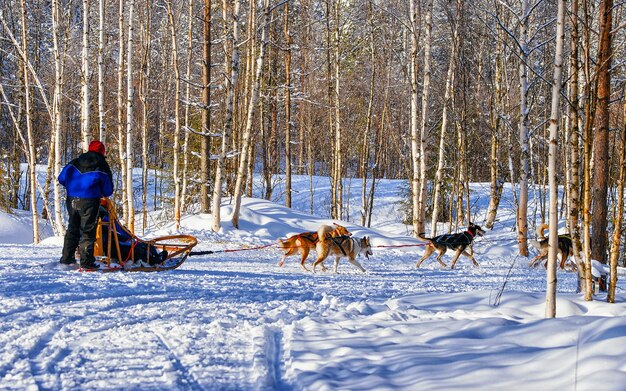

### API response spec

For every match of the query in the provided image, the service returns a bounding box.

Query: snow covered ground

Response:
[1,174,626,390]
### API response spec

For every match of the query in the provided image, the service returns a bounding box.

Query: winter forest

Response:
[1,0,626,303]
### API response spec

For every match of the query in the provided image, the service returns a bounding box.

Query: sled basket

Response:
[94,198,197,271]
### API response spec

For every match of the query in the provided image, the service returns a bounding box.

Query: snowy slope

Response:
[1,175,626,390]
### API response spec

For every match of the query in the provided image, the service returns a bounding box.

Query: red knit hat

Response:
[88,140,106,156]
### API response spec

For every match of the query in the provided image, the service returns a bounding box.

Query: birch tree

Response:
[81,0,90,150]
[139,0,151,233]
[125,0,135,233]
[212,0,241,232]
[166,0,182,230]
[19,0,39,243]
[232,0,271,229]
[568,0,582,268]
[409,0,421,237]
[418,0,433,235]
[284,1,292,209]
[200,0,212,214]
[181,0,194,214]
[545,0,566,318]
[361,1,375,227]
[117,0,128,222]
[332,0,343,220]
[432,0,460,236]
[97,0,105,142]
[516,0,531,257]
[52,0,66,236]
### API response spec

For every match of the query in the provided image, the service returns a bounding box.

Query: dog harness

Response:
[434,231,473,246]
[331,236,350,256]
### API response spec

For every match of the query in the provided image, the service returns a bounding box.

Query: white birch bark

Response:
[212,0,241,232]
[81,0,90,150]
[232,0,271,229]
[284,1,292,209]
[117,0,127,222]
[333,0,343,220]
[418,0,433,235]
[139,0,151,234]
[361,1,375,227]
[52,0,65,236]
[517,0,530,256]
[97,0,105,142]
[200,0,212,213]
[431,4,458,236]
[181,0,194,214]
[125,0,135,233]
[409,0,420,237]
[166,0,182,229]
[19,0,39,243]
[545,0,566,318]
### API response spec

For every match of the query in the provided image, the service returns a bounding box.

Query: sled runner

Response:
[92,198,197,272]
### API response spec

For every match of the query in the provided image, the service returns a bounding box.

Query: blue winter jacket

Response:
[58,151,114,199]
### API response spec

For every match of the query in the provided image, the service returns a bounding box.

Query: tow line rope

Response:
[188,235,500,256]
[190,242,275,256]
[189,241,431,256]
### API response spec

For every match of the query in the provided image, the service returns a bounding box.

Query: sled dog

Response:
[528,223,575,270]
[416,222,485,269]
[278,223,351,271]
[313,234,372,273]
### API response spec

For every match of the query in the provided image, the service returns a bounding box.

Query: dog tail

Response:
[417,232,430,241]
[277,238,286,249]
[536,223,549,240]
[317,224,335,243]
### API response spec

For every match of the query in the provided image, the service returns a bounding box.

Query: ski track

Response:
[0,236,582,390]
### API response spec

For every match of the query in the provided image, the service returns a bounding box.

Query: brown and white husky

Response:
[313,227,372,273]
[277,223,351,271]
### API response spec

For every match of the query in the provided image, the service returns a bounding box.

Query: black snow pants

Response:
[60,197,100,266]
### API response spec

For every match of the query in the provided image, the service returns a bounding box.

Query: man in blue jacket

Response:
[58,140,114,270]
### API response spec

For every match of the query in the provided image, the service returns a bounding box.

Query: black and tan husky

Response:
[416,222,485,269]
[528,223,574,270]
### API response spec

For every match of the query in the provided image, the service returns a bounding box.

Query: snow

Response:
[1,173,626,390]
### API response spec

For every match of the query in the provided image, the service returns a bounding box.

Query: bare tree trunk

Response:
[517,0,530,257]
[485,6,506,229]
[125,0,135,233]
[19,0,39,243]
[81,0,91,150]
[200,0,212,213]
[409,0,420,237]
[418,0,433,235]
[52,0,66,236]
[212,0,241,232]
[117,0,127,222]
[181,0,194,214]
[332,0,343,220]
[361,1,375,227]
[591,0,613,264]
[139,0,151,234]
[545,0,566,318]
[568,0,584,289]
[166,0,182,230]
[97,0,105,142]
[607,85,626,303]
[232,0,271,229]
[431,1,459,236]
[581,0,595,300]
[284,2,292,209]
